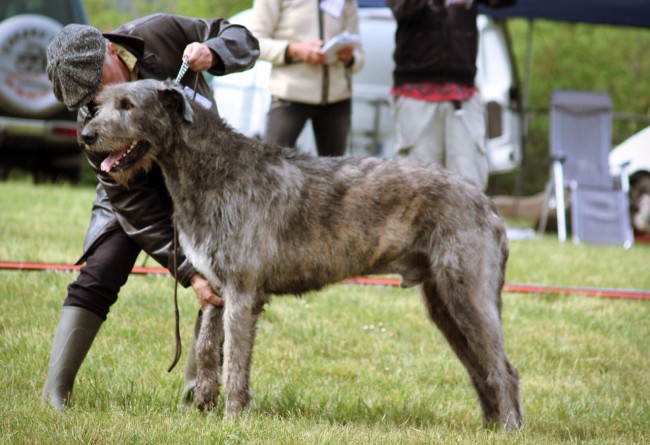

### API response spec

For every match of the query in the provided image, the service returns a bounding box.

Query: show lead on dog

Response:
[42,14,259,411]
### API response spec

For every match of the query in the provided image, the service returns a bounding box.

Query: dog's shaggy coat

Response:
[81,79,523,430]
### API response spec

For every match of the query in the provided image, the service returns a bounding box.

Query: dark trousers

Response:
[64,229,140,320]
[264,98,351,157]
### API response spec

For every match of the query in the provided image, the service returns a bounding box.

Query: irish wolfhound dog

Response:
[80,79,523,430]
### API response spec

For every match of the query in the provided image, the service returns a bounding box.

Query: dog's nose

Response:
[81,129,98,146]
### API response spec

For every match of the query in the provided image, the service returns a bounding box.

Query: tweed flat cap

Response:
[46,24,106,110]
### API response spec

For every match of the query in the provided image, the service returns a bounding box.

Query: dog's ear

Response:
[157,83,194,123]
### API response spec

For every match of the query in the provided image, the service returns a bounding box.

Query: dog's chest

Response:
[178,230,224,291]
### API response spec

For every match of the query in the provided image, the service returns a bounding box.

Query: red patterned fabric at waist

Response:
[391,82,476,102]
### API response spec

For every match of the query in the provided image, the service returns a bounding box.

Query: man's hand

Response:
[183,42,215,72]
[189,273,224,309]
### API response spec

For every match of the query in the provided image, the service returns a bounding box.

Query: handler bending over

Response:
[42,13,259,411]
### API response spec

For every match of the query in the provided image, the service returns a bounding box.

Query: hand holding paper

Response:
[321,32,359,64]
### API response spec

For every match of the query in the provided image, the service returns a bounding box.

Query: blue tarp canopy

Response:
[358,0,650,29]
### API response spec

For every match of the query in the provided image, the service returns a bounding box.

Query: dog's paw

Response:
[194,383,220,412]
[195,399,216,412]
[224,389,253,417]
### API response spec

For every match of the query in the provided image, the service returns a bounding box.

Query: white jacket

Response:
[249,0,364,105]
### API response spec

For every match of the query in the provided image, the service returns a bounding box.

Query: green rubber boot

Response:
[41,306,103,411]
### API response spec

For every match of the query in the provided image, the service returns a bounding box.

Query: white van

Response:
[211,6,521,174]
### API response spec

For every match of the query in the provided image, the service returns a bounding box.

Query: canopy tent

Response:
[358,0,650,29]
[480,0,650,29]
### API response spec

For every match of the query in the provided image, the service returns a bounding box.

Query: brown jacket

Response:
[77,14,259,286]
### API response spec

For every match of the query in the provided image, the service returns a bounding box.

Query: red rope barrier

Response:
[501,283,650,301]
[0,261,167,275]
[1,261,648,300]
[341,276,650,300]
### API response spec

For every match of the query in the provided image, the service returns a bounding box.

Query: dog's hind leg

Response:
[420,278,523,430]
[195,304,224,411]
[221,288,265,417]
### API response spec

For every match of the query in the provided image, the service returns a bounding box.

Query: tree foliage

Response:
[509,20,650,121]
[497,20,650,195]
[83,0,252,30]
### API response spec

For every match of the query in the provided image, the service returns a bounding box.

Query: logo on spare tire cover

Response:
[0,14,64,117]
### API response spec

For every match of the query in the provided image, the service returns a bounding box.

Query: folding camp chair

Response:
[538,89,633,248]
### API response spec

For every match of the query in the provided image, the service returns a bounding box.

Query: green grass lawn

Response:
[1,179,649,444]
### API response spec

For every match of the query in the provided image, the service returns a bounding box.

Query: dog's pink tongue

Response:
[100,151,123,172]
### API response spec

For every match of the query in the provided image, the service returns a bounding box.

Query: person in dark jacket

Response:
[42,13,259,411]
[387,0,516,190]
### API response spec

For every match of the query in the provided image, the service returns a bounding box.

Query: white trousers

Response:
[391,94,489,190]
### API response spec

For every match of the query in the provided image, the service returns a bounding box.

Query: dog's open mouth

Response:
[100,140,150,173]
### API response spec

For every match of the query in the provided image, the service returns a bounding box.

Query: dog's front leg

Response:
[222,288,264,417]
[194,303,224,411]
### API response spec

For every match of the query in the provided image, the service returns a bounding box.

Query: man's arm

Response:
[182,16,260,76]
[118,14,259,82]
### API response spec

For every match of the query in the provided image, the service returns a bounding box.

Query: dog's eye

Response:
[119,98,135,110]
[83,102,100,125]
[86,102,98,117]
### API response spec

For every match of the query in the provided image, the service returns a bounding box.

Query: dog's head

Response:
[80,79,194,185]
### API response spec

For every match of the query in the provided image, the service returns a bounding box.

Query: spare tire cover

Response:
[0,14,64,118]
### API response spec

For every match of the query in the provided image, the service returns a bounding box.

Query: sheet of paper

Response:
[321,32,359,64]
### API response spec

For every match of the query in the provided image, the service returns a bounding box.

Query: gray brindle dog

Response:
[81,79,523,430]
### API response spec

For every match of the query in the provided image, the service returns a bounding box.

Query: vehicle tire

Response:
[0,14,64,117]
[630,174,650,233]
